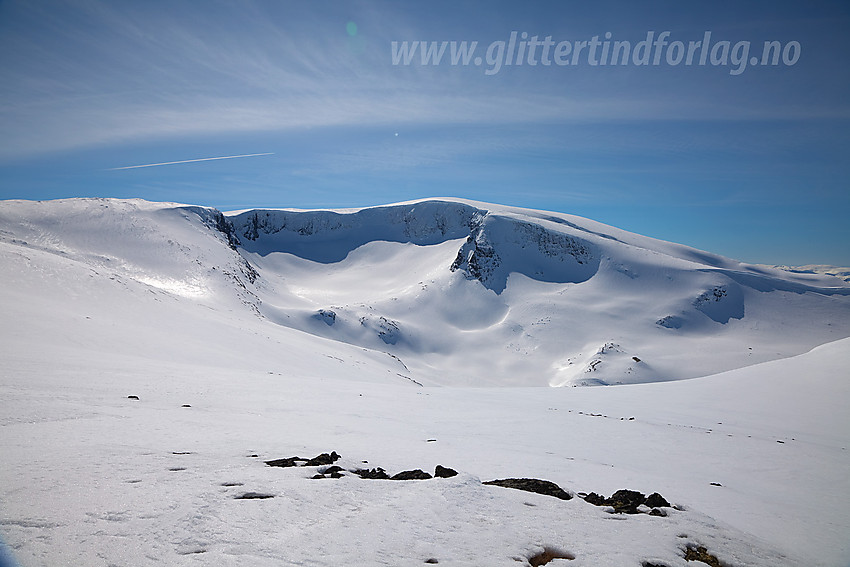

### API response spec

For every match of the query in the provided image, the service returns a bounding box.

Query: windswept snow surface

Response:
[1,197,849,566]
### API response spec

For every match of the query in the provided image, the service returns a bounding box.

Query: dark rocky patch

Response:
[483,478,572,501]
[168,467,186,472]
[266,451,341,468]
[234,492,275,500]
[642,562,671,567]
[304,451,341,466]
[127,395,139,400]
[391,469,432,481]
[583,489,671,515]
[583,492,606,506]
[265,456,305,468]
[221,482,243,487]
[181,404,191,408]
[527,546,575,565]
[649,508,667,517]
[684,544,722,567]
[353,467,390,480]
[607,489,646,514]
[710,482,722,487]
[645,492,671,508]
[172,451,192,455]
[424,559,439,564]
[312,465,345,479]
[434,465,458,478]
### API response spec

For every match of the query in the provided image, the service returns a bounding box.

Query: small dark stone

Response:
[353,467,390,480]
[424,559,439,564]
[234,492,274,500]
[642,562,670,567]
[127,395,139,400]
[607,489,646,514]
[181,404,191,408]
[311,474,326,480]
[320,465,345,475]
[649,508,667,517]
[584,492,607,506]
[434,465,458,478]
[248,454,259,458]
[168,467,186,472]
[221,482,243,487]
[304,451,341,466]
[527,546,575,566]
[265,457,305,468]
[710,482,722,487]
[645,492,671,508]
[483,478,572,500]
[683,545,721,567]
[391,469,433,481]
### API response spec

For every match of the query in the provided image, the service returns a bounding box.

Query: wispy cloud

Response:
[107,152,274,171]
[2,0,846,161]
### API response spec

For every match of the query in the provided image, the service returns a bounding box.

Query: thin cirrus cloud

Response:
[1,0,839,162]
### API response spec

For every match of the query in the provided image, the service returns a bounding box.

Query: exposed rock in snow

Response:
[483,478,573,501]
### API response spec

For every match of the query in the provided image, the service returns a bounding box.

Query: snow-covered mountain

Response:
[227,199,850,387]
[3,197,846,388]
[1,197,849,567]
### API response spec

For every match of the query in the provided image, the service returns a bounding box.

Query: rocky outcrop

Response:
[434,465,458,478]
[483,478,573,501]
[391,469,433,481]
[265,451,340,468]
[581,489,671,515]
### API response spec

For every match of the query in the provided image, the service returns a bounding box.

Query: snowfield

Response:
[1,197,848,566]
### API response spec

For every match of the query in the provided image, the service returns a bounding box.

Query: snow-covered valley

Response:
[1,197,848,566]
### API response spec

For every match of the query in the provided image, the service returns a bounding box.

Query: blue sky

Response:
[1,0,848,265]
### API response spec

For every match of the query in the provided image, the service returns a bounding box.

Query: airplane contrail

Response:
[107,152,274,170]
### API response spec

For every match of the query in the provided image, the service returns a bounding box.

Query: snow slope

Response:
[1,197,849,566]
[1,327,848,566]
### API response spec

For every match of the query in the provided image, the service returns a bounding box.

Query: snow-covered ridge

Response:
[228,201,600,293]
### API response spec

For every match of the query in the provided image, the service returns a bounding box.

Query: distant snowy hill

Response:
[768,263,850,283]
[2,197,849,387]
